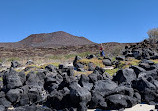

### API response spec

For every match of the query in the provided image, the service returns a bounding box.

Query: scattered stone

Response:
[102,58,112,66]
[116,56,125,61]
[11,61,21,68]
[26,60,34,65]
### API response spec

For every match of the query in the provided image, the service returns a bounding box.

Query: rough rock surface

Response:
[1,57,158,110]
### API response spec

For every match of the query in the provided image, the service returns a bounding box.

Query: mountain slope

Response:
[18,31,95,48]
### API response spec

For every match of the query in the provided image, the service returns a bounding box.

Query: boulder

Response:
[73,56,82,66]
[93,66,105,75]
[102,59,112,66]
[70,82,91,108]
[106,94,137,110]
[88,73,98,83]
[130,65,146,76]
[3,69,23,89]
[93,79,118,96]
[0,105,5,111]
[59,65,74,76]
[6,88,23,103]
[88,62,95,71]
[86,54,95,59]
[26,72,42,86]
[0,97,12,108]
[116,56,125,61]
[89,91,107,109]
[28,86,47,104]
[113,68,136,84]
[19,93,29,106]
[75,63,85,69]
[139,63,155,71]
[45,64,57,73]
[78,74,93,91]
[18,71,26,84]
[132,50,141,59]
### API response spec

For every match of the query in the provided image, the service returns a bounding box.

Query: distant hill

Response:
[0,31,95,48]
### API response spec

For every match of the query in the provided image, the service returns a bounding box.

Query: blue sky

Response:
[0,0,158,43]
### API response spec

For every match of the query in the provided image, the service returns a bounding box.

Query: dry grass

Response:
[104,68,119,76]
[151,59,158,64]
[77,58,105,68]
[0,77,3,81]
[74,70,93,76]
[14,62,60,75]
[119,58,140,69]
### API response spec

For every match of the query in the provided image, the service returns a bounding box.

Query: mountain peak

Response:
[18,31,95,48]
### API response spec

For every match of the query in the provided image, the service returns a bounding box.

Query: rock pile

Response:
[0,57,157,110]
[122,40,158,60]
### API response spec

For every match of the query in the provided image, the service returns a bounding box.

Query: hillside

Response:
[0,31,95,48]
[0,31,133,58]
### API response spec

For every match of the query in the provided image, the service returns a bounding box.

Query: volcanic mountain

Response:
[0,31,95,48]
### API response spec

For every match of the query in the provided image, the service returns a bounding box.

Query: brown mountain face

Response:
[18,31,95,48]
[0,31,95,48]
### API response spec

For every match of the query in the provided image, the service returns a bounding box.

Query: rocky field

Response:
[0,39,158,111]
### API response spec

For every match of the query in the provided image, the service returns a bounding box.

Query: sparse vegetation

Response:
[77,58,105,68]
[74,70,93,76]
[118,58,140,69]
[147,28,158,39]
[151,59,158,64]
[0,77,3,81]
[104,68,119,76]
[7,57,20,62]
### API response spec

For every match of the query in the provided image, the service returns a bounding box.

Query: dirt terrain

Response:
[0,31,133,58]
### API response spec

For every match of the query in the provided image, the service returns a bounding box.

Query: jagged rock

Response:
[78,74,93,91]
[116,56,125,61]
[93,66,105,75]
[88,62,95,71]
[6,88,23,103]
[3,69,23,90]
[106,94,138,110]
[73,56,82,67]
[139,63,155,71]
[133,92,141,103]
[0,97,12,108]
[75,63,85,69]
[93,79,118,96]
[26,72,42,86]
[77,102,88,111]
[88,73,98,83]
[103,72,113,80]
[132,49,141,59]
[0,105,5,111]
[59,65,74,76]
[70,82,91,108]
[113,68,136,84]
[140,59,155,65]
[26,60,34,65]
[86,54,95,59]
[102,58,112,66]
[89,91,107,109]
[11,61,21,68]
[130,65,146,76]
[45,64,57,73]
[28,86,47,104]
[77,68,85,72]
[19,93,29,106]
[18,71,26,84]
